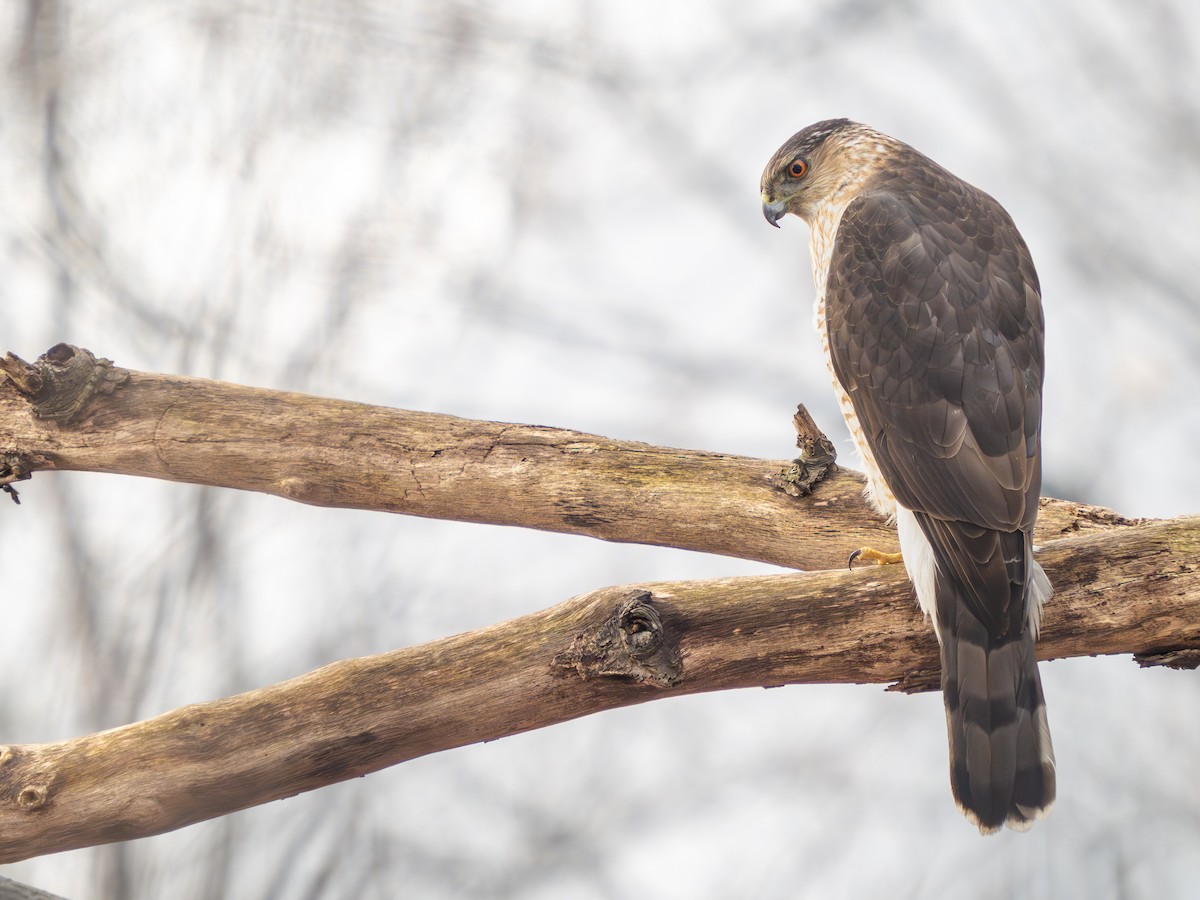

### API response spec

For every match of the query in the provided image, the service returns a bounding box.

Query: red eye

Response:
[788,159,808,178]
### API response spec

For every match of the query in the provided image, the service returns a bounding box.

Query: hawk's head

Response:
[760,118,890,227]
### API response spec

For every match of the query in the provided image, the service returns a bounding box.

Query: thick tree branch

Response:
[0,516,1196,862]
[2,345,1193,862]
[0,346,1133,571]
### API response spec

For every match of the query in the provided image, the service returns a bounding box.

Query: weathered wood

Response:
[0,346,1133,571]
[0,345,1190,863]
[0,515,1195,863]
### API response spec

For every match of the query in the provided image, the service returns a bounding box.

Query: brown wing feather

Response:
[824,161,1046,636]
[825,171,1044,531]
[813,133,1053,832]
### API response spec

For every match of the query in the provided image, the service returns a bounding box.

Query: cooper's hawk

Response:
[760,119,1054,833]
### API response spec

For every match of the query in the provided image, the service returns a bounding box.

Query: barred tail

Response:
[941,609,1056,832]
[917,515,1056,833]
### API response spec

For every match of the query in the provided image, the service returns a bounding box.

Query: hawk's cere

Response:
[760,119,1054,833]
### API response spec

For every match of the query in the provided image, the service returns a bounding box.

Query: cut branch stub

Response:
[773,403,838,498]
[552,591,683,687]
[0,344,128,424]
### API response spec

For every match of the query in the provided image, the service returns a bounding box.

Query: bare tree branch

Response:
[1,345,1193,864]
[0,346,1134,571]
[0,514,1196,863]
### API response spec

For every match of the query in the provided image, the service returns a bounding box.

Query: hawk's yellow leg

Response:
[848,547,904,569]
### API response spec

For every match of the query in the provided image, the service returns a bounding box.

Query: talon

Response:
[848,547,904,569]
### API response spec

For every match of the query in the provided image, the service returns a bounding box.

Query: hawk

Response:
[760,119,1054,833]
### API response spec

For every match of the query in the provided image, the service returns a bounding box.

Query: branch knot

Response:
[0,344,128,424]
[552,591,683,687]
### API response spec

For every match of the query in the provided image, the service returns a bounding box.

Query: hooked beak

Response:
[761,195,787,228]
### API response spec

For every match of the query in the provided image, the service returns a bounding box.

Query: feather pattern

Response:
[825,136,1054,833]
[762,120,1055,832]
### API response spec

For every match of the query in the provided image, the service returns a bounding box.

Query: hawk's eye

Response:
[788,158,808,178]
